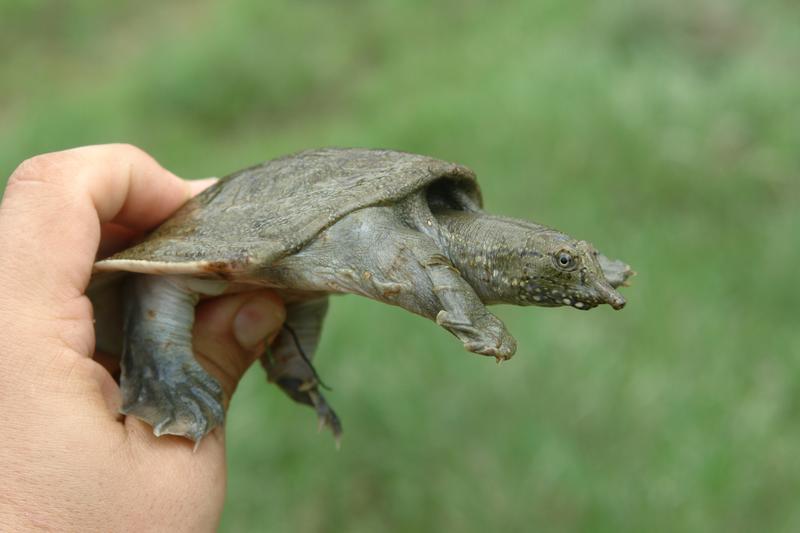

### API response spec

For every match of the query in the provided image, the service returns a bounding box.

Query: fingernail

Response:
[188,177,218,197]
[233,296,285,350]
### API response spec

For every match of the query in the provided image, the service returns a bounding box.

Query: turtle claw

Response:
[121,359,225,444]
[272,375,342,441]
[437,310,517,359]
[309,389,342,439]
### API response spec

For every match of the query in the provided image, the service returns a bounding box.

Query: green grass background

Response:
[2,0,799,531]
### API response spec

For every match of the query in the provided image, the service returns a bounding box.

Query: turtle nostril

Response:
[593,281,626,311]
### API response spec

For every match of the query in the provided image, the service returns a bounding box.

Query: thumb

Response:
[192,290,285,405]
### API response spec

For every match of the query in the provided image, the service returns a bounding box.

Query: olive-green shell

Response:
[96,148,481,273]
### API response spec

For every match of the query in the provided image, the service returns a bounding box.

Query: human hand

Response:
[0,144,285,532]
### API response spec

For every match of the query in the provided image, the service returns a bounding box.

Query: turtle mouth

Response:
[541,292,601,310]
[561,284,625,311]
[570,300,599,311]
[523,283,623,310]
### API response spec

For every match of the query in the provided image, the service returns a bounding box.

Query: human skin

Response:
[0,144,286,532]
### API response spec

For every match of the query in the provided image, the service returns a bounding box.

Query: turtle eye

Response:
[554,250,577,271]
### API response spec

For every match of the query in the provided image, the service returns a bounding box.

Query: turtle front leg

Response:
[395,195,516,359]
[335,229,517,359]
[415,249,517,360]
[120,274,224,444]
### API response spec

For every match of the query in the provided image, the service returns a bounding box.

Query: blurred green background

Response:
[2,0,799,531]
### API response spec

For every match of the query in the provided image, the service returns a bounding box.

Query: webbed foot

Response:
[121,356,225,443]
[436,310,517,360]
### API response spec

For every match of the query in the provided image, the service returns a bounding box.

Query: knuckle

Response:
[108,142,150,162]
[7,143,149,190]
[8,152,69,187]
[110,142,143,155]
[3,153,77,207]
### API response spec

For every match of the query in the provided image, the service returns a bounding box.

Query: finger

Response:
[97,179,217,260]
[192,290,285,404]
[0,144,192,308]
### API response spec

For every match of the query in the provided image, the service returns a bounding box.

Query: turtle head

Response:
[434,210,632,311]
[513,234,627,310]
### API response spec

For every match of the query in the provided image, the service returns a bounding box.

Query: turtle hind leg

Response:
[261,297,342,440]
[120,274,224,444]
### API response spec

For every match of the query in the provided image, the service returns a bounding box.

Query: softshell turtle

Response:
[91,148,633,444]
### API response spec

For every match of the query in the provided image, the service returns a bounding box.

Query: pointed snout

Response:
[594,280,626,310]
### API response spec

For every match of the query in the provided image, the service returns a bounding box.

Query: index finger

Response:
[0,144,193,308]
